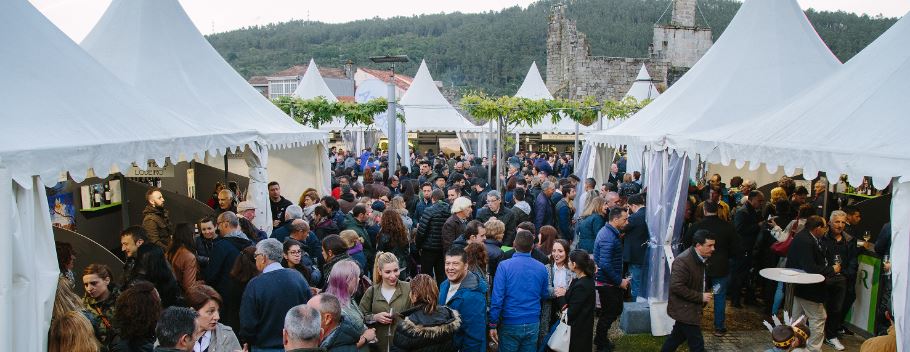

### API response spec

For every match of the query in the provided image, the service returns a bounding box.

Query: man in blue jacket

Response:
[594,207,630,352]
[489,231,549,352]
[439,247,488,351]
[534,181,557,232]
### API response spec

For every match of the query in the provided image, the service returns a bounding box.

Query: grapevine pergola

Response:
[272,96,393,130]
[460,92,650,191]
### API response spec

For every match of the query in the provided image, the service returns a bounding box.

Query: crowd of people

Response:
[48,146,896,352]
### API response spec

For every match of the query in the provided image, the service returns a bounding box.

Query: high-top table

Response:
[760,267,825,313]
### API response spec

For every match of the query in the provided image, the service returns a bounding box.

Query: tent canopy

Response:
[1,0,258,186]
[624,64,661,101]
[0,1,260,350]
[399,60,482,133]
[81,0,326,150]
[684,9,910,186]
[510,62,594,134]
[587,0,841,152]
[294,58,339,102]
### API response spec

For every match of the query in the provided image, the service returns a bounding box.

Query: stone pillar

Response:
[671,0,697,27]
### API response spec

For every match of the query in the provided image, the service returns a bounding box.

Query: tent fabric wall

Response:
[891,181,909,351]
[244,145,273,234]
[268,144,332,210]
[0,166,59,351]
[644,150,691,336]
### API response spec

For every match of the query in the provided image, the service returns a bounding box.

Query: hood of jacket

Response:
[514,201,531,215]
[142,204,169,221]
[399,305,461,338]
[321,316,362,349]
[456,269,486,294]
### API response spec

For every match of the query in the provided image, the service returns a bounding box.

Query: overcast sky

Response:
[31,0,910,42]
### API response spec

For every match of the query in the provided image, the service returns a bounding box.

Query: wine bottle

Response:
[104,183,112,204]
[93,185,102,207]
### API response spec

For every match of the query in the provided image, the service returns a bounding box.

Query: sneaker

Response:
[713,328,727,337]
[826,337,846,351]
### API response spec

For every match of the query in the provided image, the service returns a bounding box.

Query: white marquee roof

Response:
[0,0,257,186]
[294,59,339,102]
[587,0,840,152]
[687,10,910,187]
[511,62,595,134]
[399,60,482,132]
[624,65,661,101]
[80,0,326,149]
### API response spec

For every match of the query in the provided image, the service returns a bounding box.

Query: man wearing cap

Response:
[238,200,267,242]
[434,175,448,191]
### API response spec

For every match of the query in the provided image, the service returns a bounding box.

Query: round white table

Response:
[760,268,825,314]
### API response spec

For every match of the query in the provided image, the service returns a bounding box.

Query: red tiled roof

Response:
[248,75,268,85]
[337,96,355,103]
[358,67,413,91]
[267,65,347,79]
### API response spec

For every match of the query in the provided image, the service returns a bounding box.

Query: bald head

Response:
[604,191,620,209]
[217,189,233,210]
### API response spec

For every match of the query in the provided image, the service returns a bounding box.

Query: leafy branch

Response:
[272,96,393,129]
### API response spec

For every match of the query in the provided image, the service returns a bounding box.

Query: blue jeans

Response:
[629,264,644,299]
[771,281,784,315]
[709,275,729,330]
[499,322,539,352]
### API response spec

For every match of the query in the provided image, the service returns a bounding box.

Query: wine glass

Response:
[883,255,891,276]
[834,255,842,275]
[863,231,872,242]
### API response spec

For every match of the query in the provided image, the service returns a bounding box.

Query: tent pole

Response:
[223,153,228,184]
[573,122,580,166]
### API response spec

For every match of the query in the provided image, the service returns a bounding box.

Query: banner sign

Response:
[846,254,881,335]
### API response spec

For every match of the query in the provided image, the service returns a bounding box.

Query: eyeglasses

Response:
[287,250,302,255]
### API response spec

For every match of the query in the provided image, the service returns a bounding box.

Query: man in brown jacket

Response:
[661,229,715,352]
[142,188,173,249]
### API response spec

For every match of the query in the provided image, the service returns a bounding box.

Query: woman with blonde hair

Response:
[49,310,100,352]
[483,218,506,278]
[575,196,607,252]
[387,196,414,231]
[339,230,367,273]
[53,276,84,321]
[391,274,461,351]
[299,188,320,221]
[359,252,412,352]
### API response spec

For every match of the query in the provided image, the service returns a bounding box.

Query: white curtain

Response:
[243,144,272,234]
[592,145,614,185]
[644,150,690,336]
[0,165,58,351]
[892,180,909,352]
[268,143,331,209]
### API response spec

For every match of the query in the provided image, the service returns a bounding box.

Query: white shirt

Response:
[553,264,571,288]
[194,330,211,352]
[263,262,283,274]
[381,285,396,302]
[445,283,461,303]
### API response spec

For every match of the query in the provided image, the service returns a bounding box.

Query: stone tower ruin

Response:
[546,0,712,101]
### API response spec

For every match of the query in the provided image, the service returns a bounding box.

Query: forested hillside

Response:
[206,0,897,95]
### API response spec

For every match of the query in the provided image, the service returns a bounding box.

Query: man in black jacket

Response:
[683,201,739,337]
[786,215,839,352]
[120,226,181,308]
[415,189,451,283]
[475,190,515,243]
[622,194,650,302]
[820,210,858,349]
[731,190,764,308]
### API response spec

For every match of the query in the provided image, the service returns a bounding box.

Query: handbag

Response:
[547,310,571,352]
[770,219,799,256]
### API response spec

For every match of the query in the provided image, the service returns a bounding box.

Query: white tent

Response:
[586,0,840,153]
[677,11,910,348]
[0,1,259,350]
[399,60,482,133]
[294,58,339,103]
[510,62,596,134]
[581,0,841,334]
[81,0,331,232]
[624,64,661,101]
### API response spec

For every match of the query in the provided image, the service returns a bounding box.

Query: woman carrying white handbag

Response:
[549,249,596,352]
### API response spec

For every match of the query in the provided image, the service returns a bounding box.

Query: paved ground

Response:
[606,299,870,351]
